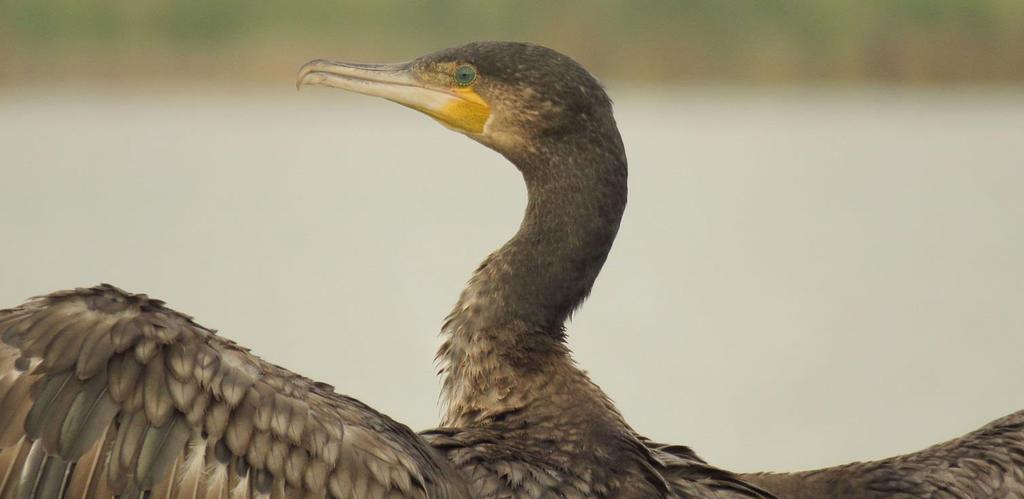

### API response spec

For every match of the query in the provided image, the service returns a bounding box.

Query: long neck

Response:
[438,125,628,427]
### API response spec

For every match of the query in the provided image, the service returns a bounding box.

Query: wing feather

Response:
[76,317,117,380]
[0,361,35,447]
[741,410,1024,498]
[64,422,117,498]
[0,438,30,496]
[0,284,468,498]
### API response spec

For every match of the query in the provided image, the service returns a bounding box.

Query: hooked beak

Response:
[297,59,490,135]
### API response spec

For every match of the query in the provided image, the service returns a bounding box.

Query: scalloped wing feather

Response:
[0,284,469,499]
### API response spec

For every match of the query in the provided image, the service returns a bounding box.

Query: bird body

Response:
[0,282,764,499]
[0,41,1020,498]
[0,42,767,499]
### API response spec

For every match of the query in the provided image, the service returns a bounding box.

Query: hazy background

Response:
[2,0,1023,475]
[3,0,1024,84]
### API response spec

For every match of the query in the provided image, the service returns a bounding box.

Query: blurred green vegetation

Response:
[2,0,1023,84]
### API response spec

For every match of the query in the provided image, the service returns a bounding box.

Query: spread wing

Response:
[0,284,469,499]
[740,410,1024,498]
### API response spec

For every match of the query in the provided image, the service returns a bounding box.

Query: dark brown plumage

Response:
[0,41,1020,499]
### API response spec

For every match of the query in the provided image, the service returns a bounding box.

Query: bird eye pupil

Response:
[455,66,476,86]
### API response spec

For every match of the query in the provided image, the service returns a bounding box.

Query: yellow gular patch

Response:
[433,88,490,134]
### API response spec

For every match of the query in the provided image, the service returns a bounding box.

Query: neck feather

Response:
[437,124,627,426]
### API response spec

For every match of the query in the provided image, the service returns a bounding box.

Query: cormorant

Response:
[0,41,1021,498]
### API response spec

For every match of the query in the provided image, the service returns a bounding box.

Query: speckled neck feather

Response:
[437,107,628,427]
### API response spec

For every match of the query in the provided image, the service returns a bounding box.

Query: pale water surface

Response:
[1,86,1023,473]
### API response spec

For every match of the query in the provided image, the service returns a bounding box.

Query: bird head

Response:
[297,41,614,155]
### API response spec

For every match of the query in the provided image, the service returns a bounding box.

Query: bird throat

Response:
[436,130,628,428]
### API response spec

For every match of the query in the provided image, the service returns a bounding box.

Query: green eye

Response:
[454,65,477,86]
